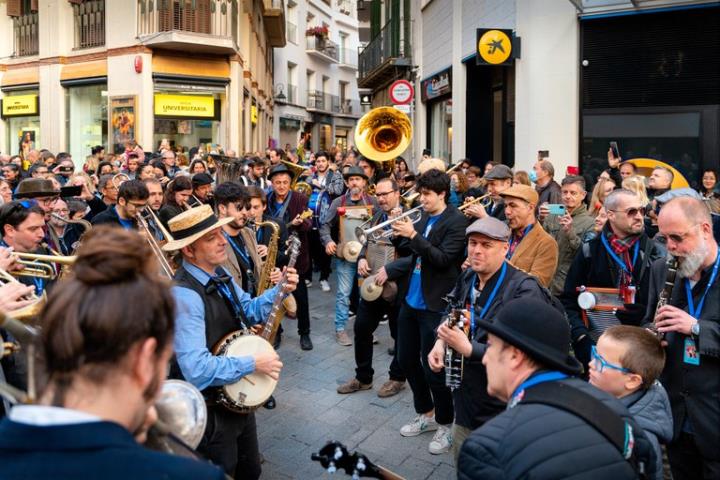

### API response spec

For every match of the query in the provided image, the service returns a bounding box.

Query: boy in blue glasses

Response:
[589,325,672,480]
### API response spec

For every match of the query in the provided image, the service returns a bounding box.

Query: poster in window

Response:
[177,120,193,135]
[109,96,137,154]
[19,130,35,159]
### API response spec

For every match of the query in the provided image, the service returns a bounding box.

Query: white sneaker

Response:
[428,425,453,454]
[400,415,438,437]
[305,279,312,288]
[320,280,331,292]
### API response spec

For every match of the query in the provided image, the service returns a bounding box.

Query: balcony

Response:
[73,0,105,50]
[338,99,361,116]
[337,0,355,16]
[263,0,286,47]
[137,0,238,54]
[338,47,358,70]
[305,36,339,63]
[307,90,339,113]
[358,19,411,88]
[286,20,297,44]
[13,13,39,57]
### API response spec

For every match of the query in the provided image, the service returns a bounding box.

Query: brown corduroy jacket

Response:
[508,222,559,288]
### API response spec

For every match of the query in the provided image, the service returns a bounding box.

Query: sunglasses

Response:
[611,206,646,217]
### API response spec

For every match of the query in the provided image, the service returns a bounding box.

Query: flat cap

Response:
[500,184,539,205]
[484,164,513,180]
[192,172,213,186]
[466,216,511,242]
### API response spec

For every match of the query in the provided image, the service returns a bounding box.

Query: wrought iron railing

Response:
[358,18,408,80]
[307,91,340,112]
[305,36,339,62]
[73,0,105,49]
[13,13,39,57]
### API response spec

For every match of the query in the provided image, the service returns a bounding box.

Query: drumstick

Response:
[241,376,257,386]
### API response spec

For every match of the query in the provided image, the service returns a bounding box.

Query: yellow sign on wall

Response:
[476,29,514,66]
[2,94,38,117]
[250,105,258,125]
[154,94,215,118]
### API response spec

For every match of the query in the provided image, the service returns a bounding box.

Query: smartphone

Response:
[609,141,620,159]
[547,204,566,215]
[538,150,550,159]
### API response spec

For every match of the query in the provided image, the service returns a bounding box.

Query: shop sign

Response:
[251,105,258,125]
[154,93,215,118]
[476,29,519,66]
[1,94,38,117]
[421,67,452,102]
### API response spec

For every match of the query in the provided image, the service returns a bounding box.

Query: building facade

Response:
[272,0,362,155]
[0,0,285,164]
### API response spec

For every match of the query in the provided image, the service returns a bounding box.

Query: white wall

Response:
[515,0,579,176]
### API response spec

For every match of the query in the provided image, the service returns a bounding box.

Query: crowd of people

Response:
[0,138,718,480]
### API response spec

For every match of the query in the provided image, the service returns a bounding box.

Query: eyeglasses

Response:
[375,190,397,198]
[610,206,646,217]
[590,346,630,374]
[659,224,700,244]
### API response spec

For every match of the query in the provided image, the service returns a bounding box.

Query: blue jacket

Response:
[622,382,673,480]
[0,419,224,480]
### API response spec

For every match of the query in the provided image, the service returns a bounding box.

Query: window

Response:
[66,84,108,167]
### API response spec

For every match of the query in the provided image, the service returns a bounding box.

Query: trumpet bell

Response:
[355,107,412,162]
[8,293,46,322]
[294,181,312,197]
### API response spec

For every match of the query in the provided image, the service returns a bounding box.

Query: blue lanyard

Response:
[601,234,639,275]
[506,223,534,259]
[215,278,243,321]
[510,371,568,403]
[685,250,720,319]
[223,232,252,267]
[469,262,507,336]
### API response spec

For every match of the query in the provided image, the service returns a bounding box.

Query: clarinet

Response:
[444,307,465,391]
[653,256,679,340]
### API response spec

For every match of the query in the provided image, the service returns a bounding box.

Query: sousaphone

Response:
[354,107,412,162]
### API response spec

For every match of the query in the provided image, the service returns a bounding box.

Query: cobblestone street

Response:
[256,278,456,479]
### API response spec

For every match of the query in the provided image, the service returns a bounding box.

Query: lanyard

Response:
[506,223,534,259]
[213,277,244,324]
[269,191,292,220]
[469,262,507,336]
[685,251,720,319]
[510,371,568,404]
[601,234,639,275]
[223,232,252,268]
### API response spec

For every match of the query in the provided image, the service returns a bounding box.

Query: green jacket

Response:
[543,203,595,295]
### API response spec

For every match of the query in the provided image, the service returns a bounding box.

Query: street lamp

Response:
[274,84,287,102]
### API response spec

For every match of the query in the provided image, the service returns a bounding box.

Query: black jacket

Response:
[91,206,137,229]
[642,255,720,460]
[458,377,658,480]
[391,206,468,312]
[448,265,555,429]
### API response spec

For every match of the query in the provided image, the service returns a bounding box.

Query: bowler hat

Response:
[499,184,539,205]
[15,178,60,199]
[267,164,295,181]
[476,298,583,375]
[343,165,368,181]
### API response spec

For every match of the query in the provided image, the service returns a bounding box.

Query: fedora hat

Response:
[162,204,233,251]
[267,164,295,181]
[15,178,60,199]
[476,298,583,375]
[343,165,368,181]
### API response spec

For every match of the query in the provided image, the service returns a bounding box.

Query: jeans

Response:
[354,297,405,384]
[397,301,454,425]
[198,407,261,479]
[334,257,358,332]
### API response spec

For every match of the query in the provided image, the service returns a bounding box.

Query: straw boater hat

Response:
[161,204,233,251]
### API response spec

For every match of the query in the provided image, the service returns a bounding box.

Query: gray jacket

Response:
[543,203,595,295]
[621,382,673,480]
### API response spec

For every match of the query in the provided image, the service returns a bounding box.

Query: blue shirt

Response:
[116,207,133,230]
[172,261,281,391]
[405,214,441,310]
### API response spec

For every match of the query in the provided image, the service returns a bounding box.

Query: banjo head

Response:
[217,334,278,412]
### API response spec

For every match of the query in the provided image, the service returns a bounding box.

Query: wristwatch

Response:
[691,321,700,337]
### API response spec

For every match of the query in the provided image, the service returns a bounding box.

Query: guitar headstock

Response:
[300,208,313,220]
[311,441,383,479]
[285,233,302,258]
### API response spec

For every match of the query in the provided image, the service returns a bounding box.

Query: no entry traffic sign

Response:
[389,80,414,105]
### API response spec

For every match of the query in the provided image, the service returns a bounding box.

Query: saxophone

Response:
[252,219,280,295]
[652,255,679,340]
[444,307,465,391]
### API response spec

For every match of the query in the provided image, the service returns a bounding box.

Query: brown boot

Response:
[336,330,352,346]
[377,380,406,398]
[337,378,372,394]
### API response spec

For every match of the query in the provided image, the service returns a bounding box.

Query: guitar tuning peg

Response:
[333,446,343,460]
[327,461,337,474]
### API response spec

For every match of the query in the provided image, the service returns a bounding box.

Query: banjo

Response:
[211,233,302,413]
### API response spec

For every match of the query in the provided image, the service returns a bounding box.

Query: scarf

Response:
[604,226,640,286]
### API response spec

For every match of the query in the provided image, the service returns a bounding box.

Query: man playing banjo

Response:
[163,204,299,479]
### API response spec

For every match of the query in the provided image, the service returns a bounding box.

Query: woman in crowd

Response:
[588,177,616,216]
[394,157,410,180]
[0,179,12,205]
[699,168,720,213]
[622,174,650,206]
[151,160,171,187]
[158,176,193,228]
[513,170,532,186]
[189,159,209,175]
[448,171,469,208]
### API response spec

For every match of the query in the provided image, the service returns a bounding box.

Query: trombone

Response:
[136,207,175,279]
[355,205,424,245]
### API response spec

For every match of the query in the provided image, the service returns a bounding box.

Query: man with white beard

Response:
[643,196,719,480]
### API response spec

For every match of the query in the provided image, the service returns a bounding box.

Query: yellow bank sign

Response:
[154,94,215,118]
[1,94,38,117]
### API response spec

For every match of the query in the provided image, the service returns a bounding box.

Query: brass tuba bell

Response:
[354,107,412,162]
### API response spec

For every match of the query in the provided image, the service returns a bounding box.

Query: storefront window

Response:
[153,91,223,154]
[3,90,40,157]
[582,111,702,188]
[319,123,332,151]
[66,84,108,167]
[430,99,452,162]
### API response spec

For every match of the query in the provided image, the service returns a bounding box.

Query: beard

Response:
[675,239,709,278]
[350,187,362,196]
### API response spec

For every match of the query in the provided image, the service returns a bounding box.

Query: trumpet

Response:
[11,252,76,279]
[355,205,423,245]
[458,193,492,211]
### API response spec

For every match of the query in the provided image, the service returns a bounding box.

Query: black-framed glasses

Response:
[611,206,646,217]
[375,189,397,198]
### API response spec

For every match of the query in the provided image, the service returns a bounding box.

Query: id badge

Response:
[683,337,700,366]
[413,258,422,273]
